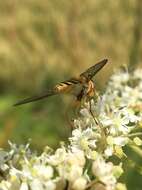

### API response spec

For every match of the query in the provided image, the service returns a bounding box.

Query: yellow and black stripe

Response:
[55,78,80,92]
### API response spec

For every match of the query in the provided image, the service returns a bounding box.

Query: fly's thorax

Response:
[84,80,95,98]
[80,75,89,83]
[70,83,83,96]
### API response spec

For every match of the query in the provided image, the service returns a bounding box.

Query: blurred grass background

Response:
[0,0,142,189]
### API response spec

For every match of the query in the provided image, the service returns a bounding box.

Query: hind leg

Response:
[88,99,107,144]
[88,99,98,125]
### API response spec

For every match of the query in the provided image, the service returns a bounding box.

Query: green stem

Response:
[128,132,142,137]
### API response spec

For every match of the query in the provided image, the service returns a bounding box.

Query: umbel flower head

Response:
[0,68,141,190]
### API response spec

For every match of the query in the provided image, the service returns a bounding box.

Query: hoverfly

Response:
[14,59,108,107]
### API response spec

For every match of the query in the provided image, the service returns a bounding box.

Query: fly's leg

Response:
[64,180,69,190]
[88,99,107,149]
[88,99,98,125]
[73,88,84,117]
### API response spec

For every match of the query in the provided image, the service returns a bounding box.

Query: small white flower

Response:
[116,183,127,190]
[30,179,43,190]
[113,136,129,146]
[133,69,142,80]
[70,127,99,154]
[80,108,91,117]
[111,71,129,84]
[9,173,21,190]
[71,128,82,142]
[33,164,53,180]
[58,164,83,182]
[67,150,85,167]
[104,146,113,157]
[122,86,142,106]
[101,175,116,190]
[44,180,56,190]
[121,107,140,123]
[92,156,113,177]
[92,156,118,189]
[106,111,132,136]
[20,181,28,190]
[68,165,83,182]
[72,177,87,190]
[47,148,66,166]
[0,181,11,190]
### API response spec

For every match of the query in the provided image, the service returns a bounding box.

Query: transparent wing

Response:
[80,59,108,80]
[13,60,108,106]
[13,78,80,106]
[13,89,57,106]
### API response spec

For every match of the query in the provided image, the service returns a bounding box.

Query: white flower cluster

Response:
[0,68,141,190]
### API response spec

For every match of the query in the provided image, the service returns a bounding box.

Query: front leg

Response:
[74,89,85,116]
